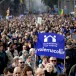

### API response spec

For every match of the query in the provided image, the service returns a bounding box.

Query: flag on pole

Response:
[59,9,64,16]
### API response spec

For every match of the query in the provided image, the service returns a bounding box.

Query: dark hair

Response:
[3,67,13,75]
[42,56,47,60]
[22,66,34,76]
[9,43,17,49]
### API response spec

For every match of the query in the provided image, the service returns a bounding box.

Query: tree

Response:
[13,0,20,16]
[0,0,20,16]
[0,0,11,16]
[41,0,58,8]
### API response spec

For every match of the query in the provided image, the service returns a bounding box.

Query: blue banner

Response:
[35,33,65,59]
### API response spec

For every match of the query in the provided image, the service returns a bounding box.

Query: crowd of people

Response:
[0,13,76,76]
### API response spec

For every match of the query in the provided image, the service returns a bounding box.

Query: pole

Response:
[34,54,37,71]
[63,58,66,74]
[63,47,66,74]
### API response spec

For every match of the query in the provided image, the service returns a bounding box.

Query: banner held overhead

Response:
[35,33,65,59]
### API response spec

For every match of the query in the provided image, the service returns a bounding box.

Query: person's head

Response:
[18,38,22,43]
[22,65,34,76]
[35,68,45,76]
[49,57,57,66]
[3,67,13,76]
[26,55,31,62]
[23,45,27,50]
[22,38,26,43]
[18,58,25,69]
[38,64,44,69]
[9,43,15,50]
[29,48,35,56]
[12,43,17,49]
[42,56,47,63]
[45,63,55,73]
[13,56,19,65]
[22,50,28,57]
[13,67,21,76]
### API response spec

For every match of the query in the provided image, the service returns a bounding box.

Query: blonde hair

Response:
[29,48,35,54]
[45,63,54,69]
[45,63,57,73]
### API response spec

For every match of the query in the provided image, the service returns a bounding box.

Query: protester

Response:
[0,13,76,76]
[25,55,32,68]
[0,42,8,75]
[19,50,28,61]
[6,44,19,66]
[49,57,63,74]
[38,56,48,68]
[3,67,13,76]
[69,64,76,76]
[18,58,25,71]
[9,56,19,68]
[35,68,45,76]
[22,65,34,76]
[44,63,57,76]
[13,67,21,76]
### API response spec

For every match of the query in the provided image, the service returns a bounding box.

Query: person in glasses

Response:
[49,57,63,74]
[18,58,25,71]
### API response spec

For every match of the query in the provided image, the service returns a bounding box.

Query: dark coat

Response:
[66,48,76,75]
[69,64,76,76]
[45,70,57,76]
[0,51,8,74]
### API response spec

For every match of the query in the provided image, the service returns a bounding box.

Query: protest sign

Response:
[35,33,65,59]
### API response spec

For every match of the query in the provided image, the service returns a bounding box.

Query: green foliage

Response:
[41,0,58,7]
[0,0,11,16]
